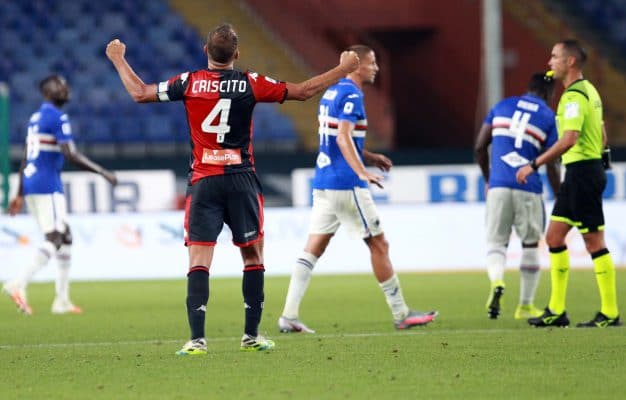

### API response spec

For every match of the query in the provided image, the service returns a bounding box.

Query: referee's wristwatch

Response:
[530,159,539,171]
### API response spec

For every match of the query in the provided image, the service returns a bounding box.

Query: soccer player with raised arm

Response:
[106,23,359,354]
[517,39,621,328]
[4,75,117,315]
[278,45,437,333]
[475,72,560,320]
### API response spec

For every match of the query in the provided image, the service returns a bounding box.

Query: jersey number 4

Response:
[201,98,231,143]
[510,110,530,149]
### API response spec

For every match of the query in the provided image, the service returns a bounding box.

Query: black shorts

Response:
[551,159,606,233]
[184,171,264,247]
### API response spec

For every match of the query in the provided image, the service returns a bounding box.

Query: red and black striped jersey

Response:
[157,69,287,184]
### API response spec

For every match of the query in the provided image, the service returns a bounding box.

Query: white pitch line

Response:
[0,328,534,350]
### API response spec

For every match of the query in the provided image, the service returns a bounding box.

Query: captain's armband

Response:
[157,81,170,102]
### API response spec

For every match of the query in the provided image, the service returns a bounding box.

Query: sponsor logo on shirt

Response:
[23,163,37,178]
[316,152,331,168]
[322,90,337,100]
[201,148,242,165]
[500,151,530,168]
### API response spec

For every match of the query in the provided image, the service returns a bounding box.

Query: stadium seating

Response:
[0,0,298,149]
[567,0,626,53]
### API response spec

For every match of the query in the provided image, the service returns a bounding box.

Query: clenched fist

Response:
[339,50,360,74]
[106,39,126,60]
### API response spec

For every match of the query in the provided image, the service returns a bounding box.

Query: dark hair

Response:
[207,23,238,64]
[346,44,374,59]
[559,39,587,67]
[39,74,64,94]
[528,72,555,101]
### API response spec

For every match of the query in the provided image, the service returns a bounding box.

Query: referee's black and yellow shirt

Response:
[556,79,604,165]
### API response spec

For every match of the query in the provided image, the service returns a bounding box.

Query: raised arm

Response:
[285,51,359,101]
[106,39,157,103]
[60,141,117,186]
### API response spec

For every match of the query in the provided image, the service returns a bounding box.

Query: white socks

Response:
[55,244,72,302]
[281,252,317,319]
[13,241,56,290]
[379,274,409,321]
[486,244,507,285]
[519,247,540,305]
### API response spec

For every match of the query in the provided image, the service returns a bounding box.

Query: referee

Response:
[516,39,621,328]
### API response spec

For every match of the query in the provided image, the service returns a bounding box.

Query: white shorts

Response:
[24,192,69,234]
[486,187,545,246]
[308,188,383,238]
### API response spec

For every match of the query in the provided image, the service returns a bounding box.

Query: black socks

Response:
[242,265,265,337]
[186,267,209,340]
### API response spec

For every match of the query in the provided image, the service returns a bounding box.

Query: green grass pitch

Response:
[1,269,624,399]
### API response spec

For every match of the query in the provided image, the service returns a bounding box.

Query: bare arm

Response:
[60,142,118,186]
[336,120,383,188]
[474,123,492,182]
[517,130,578,184]
[285,51,360,101]
[106,39,157,103]
[7,149,26,215]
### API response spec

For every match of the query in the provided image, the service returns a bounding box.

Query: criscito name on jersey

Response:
[191,79,247,94]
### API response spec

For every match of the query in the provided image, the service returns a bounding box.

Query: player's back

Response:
[158,69,287,184]
[486,94,557,193]
[313,78,367,190]
[22,102,71,195]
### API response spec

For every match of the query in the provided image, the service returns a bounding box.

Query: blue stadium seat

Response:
[81,116,115,143]
[144,112,175,142]
[115,113,146,142]
[570,0,626,55]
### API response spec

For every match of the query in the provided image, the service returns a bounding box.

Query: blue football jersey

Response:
[484,94,558,193]
[313,78,368,190]
[22,102,73,195]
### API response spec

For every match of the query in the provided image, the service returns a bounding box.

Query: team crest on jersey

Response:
[249,72,258,81]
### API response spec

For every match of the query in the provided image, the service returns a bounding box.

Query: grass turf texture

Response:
[0,270,624,400]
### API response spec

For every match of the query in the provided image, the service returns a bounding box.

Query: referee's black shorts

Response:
[550,159,606,233]
[184,171,264,247]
